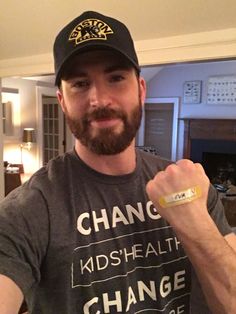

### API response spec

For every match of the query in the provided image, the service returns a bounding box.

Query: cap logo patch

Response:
[69,18,114,45]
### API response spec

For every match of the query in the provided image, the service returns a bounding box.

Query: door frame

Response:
[0,79,4,199]
[137,97,179,161]
[36,86,57,167]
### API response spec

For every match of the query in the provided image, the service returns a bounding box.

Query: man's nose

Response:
[89,83,111,108]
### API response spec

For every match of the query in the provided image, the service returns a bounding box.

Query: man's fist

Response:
[146,159,210,228]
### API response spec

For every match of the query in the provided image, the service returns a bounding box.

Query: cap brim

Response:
[55,43,140,86]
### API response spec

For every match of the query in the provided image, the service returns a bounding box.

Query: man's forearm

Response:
[146,160,236,313]
[0,274,23,314]
[174,217,236,314]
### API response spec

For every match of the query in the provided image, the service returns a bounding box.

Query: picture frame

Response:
[207,75,236,105]
[183,80,202,104]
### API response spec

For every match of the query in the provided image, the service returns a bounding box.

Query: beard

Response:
[64,100,142,155]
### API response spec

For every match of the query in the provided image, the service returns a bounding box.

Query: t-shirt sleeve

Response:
[0,185,49,297]
[207,184,233,235]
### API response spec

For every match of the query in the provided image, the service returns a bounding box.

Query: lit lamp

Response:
[22,128,35,149]
[20,128,36,163]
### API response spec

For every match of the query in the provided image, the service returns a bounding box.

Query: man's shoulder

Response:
[8,151,77,197]
[32,150,76,180]
[136,148,172,172]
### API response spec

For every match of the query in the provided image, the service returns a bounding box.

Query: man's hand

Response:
[146,159,210,229]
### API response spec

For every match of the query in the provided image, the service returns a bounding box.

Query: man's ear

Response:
[56,89,66,113]
[139,77,146,107]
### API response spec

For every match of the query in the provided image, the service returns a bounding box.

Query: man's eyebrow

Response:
[104,65,131,73]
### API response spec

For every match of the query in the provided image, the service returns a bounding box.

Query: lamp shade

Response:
[22,128,35,143]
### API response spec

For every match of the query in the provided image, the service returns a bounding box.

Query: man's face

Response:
[57,50,146,155]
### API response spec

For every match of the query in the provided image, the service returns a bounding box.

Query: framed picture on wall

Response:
[183,80,202,104]
[207,75,236,105]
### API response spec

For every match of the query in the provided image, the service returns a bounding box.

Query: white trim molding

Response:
[0,28,236,77]
[136,28,236,66]
[0,53,54,78]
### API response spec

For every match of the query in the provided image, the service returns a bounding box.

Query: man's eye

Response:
[73,80,89,88]
[110,75,125,82]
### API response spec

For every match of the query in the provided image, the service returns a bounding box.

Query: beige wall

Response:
[2,78,43,175]
[0,79,4,199]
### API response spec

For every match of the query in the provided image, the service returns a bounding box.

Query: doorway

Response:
[42,96,65,165]
[137,97,179,161]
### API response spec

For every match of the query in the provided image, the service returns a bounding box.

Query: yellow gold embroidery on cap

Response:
[69,18,114,45]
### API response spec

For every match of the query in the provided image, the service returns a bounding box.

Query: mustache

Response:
[83,107,125,122]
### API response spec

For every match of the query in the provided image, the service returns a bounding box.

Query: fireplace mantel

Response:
[181,119,236,158]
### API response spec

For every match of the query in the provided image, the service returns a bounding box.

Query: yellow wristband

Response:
[158,186,202,208]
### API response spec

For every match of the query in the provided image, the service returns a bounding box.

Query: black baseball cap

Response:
[53,11,140,86]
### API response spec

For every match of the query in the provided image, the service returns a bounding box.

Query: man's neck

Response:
[74,141,137,176]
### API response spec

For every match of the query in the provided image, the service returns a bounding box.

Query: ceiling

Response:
[1,0,236,82]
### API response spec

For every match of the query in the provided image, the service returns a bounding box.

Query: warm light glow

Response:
[4,143,38,174]
[3,146,21,164]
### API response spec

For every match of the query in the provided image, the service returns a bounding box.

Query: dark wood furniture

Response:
[4,172,21,196]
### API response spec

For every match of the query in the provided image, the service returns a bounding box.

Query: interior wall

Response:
[145,60,236,160]
[0,79,4,199]
[2,78,48,174]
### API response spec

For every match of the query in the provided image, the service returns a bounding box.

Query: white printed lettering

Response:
[126,203,145,223]
[76,201,162,235]
[83,297,100,314]
[160,276,171,297]
[145,242,158,257]
[158,240,167,254]
[96,255,109,271]
[174,270,186,290]
[126,286,137,312]
[169,304,185,314]
[123,246,135,262]
[77,213,91,235]
[133,244,144,258]
[82,273,187,313]
[110,251,121,266]
[112,206,129,227]
[138,280,157,301]
[103,291,122,313]
[78,237,181,275]
[146,201,161,220]
[92,209,110,232]
[80,257,94,274]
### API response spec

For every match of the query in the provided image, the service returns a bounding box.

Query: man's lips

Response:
[90,117,121,128]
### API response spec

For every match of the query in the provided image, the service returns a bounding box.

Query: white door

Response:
[144,102,173,159]
[0,79,4,199]
[42,96,65,165]
[137,97,179,161]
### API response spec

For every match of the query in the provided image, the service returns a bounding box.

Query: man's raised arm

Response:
[0,274,24,314]
[146,159,236,314]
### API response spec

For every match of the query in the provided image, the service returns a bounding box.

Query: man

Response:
[0,11,236,314]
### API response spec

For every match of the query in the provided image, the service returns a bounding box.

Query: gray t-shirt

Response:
[0,149,232,313]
